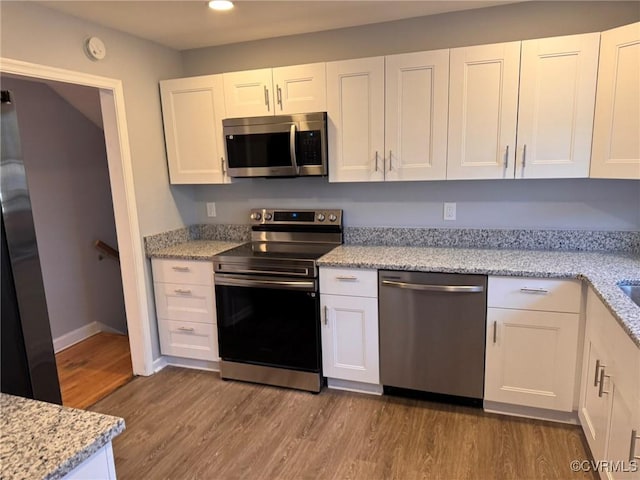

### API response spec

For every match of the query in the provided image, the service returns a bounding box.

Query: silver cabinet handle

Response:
[594,359,605,387]
[520,287,549,294]
[336,275,358,281]
[375,151,379,171]
[630,430,640,462]
[381,280,484,293]
[521,144,527,171]
[493,320,497,344]
[504,145,509,169]
[264,86,270,111]
[324,305,329,325]
[276,85,283,109]
[220,157,226,174]
[174,289,192,294]
[177,326,195,332]
[172,266,190,272]
[388,150,393,171]
[598,367,610,397]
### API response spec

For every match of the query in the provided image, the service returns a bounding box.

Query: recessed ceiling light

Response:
[209,0,234,11]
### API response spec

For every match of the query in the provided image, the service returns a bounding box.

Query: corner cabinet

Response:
[223,63,327,118]
[159,75,230,184]
[590,22,640,180]
[319,267,380,386]
[152,258,219,362]
[327,51,449,183]
[579,288,640,479]
[484,277,582,413]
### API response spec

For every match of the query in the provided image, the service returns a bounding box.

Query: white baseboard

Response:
[483,400,579,425]
[53,322,101,353]
[327,378,383,395]
[96,321,126,335]
[159,355,220,373]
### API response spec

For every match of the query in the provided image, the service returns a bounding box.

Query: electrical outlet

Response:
[206,202,216,217]
[443,202,456,221]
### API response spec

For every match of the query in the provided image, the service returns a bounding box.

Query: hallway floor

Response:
[56,332,133,409]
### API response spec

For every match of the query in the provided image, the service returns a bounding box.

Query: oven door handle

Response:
[215,274,316,292]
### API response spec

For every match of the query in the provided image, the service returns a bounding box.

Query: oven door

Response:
[214,274,321,372]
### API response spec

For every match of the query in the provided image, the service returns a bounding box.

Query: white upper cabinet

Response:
[160,75,229,184]
[328,51,449,183]
[591,22,640,179]
[384,50,449,181]
[447,41,521,180]
[517,33,600,179]
[327,57,385,182]
[223,63,326,118]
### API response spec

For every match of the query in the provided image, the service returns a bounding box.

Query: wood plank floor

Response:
[56,332,133,409]
[91,367,596,480]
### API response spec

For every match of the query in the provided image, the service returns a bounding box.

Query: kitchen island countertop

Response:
[0,393,125,480]
[318,246,640,348]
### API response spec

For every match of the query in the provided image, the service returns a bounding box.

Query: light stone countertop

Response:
[147,240,242,260]
[317,246,640,348]
[0,393,125,480]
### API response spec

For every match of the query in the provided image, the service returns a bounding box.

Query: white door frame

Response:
[0,57,154,376]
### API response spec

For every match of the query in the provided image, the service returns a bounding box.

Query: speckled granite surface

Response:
[144,225,250,257]
[148,240,242,260]
[318,246,640,348]
[344,227,640,252]
[0,393,125,480]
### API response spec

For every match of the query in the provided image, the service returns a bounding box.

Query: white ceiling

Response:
[39,1,522,51]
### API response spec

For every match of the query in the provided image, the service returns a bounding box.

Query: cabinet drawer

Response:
[154,283,215,324]
[158,319,218,361]
[320,268,378,297]
[152,258,213,286]
[488,276,582,313]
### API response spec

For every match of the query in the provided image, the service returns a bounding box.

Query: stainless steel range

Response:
[213,208,343,393]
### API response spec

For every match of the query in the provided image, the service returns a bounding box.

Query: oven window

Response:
[226,132,292,169]
[215,284,320,372]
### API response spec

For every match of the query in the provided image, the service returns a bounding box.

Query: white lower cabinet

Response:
[63,443,116,480]
[152,258,219,362]
[579,288,640,480]
[319,268,379,386]
[484,277,582,412]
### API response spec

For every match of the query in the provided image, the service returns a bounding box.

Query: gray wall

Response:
[184,1,640,231]
[2,76,127,340]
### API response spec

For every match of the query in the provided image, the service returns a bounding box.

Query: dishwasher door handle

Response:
[381,280,484,293]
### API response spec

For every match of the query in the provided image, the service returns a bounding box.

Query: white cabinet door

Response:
[447,41,520,180]
[517,33,600,179]
[272,63,326,114]
[606,386,638,480]
[385,50,449,181]
[321,294,379,384]
[223,68,274,117]
[580,338,611,461]
[327,57,385,182]
[160,75,229,184]
[591,22,640,179]
[485,307,580,411]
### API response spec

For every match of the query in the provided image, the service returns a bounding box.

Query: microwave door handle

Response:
[290,123,299,174]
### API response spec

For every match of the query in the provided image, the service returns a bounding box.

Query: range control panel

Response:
[249,208,342,225]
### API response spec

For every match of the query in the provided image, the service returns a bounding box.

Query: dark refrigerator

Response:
[1,89,61,404]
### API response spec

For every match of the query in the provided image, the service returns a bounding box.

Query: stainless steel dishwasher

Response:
[379,271,487,405]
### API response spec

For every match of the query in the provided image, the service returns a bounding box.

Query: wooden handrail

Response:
[94,240,119,262]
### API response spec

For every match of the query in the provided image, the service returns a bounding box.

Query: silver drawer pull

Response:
[336,276,358,281]
[598,368,610,397]
[630,430,640,462]
[519,287,549,294]
[382,280,484,293]
[177,326,195,332]
[174,289,192,295]
[594,359,606,387]
[172,266,190,272]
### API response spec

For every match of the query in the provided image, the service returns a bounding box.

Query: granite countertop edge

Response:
[146,240,243,260]
[317,245,640,349]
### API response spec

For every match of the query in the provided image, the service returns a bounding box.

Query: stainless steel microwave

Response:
[222,112,327,178]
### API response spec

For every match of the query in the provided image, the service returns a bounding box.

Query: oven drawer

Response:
[152,258,213,286]
[153,283,216,324]
[488,276,582,313]
[158,319,219,361]
[319,267,377,297]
